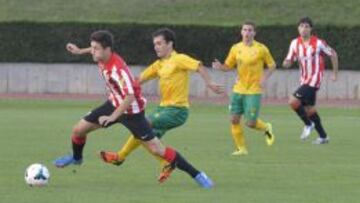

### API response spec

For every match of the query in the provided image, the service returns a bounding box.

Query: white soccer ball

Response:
[24,163,50,187]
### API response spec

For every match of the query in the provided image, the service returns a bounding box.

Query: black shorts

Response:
[84,101,154,141]
[293,85,318,106]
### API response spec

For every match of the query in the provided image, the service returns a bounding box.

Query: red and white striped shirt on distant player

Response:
[286,35,333,88]
[98,53,146,114]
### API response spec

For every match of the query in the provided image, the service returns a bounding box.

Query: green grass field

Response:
[1,0,359,26]
[0,99,359,203]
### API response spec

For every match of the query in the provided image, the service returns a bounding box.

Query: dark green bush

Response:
[0,22,358,70]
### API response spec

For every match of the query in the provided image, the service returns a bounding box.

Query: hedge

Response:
[0,22,358,70]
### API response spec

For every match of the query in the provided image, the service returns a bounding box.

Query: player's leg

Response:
[146,106,189,166]
[72,119,101,160]
[97,111,157,165]
[101,136,171,178]
[143,137,213,188]
[289,85,314,140]
[116,135,142,161]
[54,101,115,168]
[54,119,101,167]
[149,106,189,138]
[114,106,188,163]
[243,94,274,146]
[114,108,159,161]
[303,88,328,144]
[230,115,248,155]
[306,106,329,144]
[118,111,213,188]
[115,106,163,162]
[101,135,152,166]
[138,106,189,181]
[114,109,193,182]
[229,93,247,155]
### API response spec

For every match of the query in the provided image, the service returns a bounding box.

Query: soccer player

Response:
[212,21,276,155]
[54,30,214,188]
[282,17,338,144]
[66,28,223,183]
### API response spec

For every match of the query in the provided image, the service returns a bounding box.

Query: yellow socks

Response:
[231,124,246,150]
[117,135,141,160]
[118,135,169,168]
[255,119,268,132]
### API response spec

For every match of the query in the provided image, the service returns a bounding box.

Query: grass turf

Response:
[1,0,359,26]
[0,99,359,203]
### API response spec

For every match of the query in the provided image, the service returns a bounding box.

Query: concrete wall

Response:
[0,63,359,100]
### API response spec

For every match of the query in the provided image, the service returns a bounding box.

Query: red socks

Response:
[72,134,86,145]
[164,147,176,163]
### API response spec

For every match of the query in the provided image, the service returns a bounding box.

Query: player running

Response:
[212,21,276,155]
[66,28,223,183]
[282,17,338,144]
[54,30,214,188]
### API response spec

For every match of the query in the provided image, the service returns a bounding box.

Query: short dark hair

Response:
[152,28,176,48]
[298,17,313,28]
[241,20,257,31]
[90,30,114,50]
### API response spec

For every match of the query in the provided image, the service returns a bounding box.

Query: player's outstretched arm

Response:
[197,65,224,94]
[282,59,293,68]
[138,63,159,85]
[98,94,135,127]
[329,49,339,81]
[66,43,91,55]
[261,64,276,88]
[212,59,232,72]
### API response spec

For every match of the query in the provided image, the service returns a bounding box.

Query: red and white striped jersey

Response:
[98,53,146,114]
[286,35,333,88]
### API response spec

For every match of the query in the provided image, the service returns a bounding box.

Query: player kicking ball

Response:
[283,17,338,144]
[65,28,223,183]
[54,30,214,188]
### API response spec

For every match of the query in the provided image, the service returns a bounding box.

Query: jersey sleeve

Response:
[285,39,297,62]
[262,45,276,69]
[140,61,159,81]
[318,40,333,56]
[120,68,135,95]
[224,45,237,69]
[176,54,201,71]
